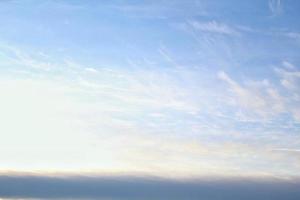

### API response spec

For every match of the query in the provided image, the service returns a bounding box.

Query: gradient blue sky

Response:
[0,0,299,179]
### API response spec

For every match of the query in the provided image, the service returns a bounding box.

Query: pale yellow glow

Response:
[0,78,298,179]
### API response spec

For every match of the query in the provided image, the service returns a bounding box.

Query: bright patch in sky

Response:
[0,0,299,179]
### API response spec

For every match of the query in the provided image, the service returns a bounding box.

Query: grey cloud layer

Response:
[0,175,300,200]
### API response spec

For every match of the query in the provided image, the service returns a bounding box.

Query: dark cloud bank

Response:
[0,174,300,200]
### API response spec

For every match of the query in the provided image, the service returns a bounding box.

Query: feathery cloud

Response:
[188,20,239,36]
[269,0,282,16]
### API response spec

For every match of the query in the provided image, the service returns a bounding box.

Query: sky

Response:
[0,0,300,199]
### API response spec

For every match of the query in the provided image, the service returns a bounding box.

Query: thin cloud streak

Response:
[269,0,282,16]
[272,148,300,152]
[188,20,239,36]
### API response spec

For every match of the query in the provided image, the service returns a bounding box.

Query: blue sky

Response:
[0,0,300,180]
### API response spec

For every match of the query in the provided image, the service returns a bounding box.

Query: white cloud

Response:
[271,148,300,152]
[188,20,239,35]
[219,62,300,123]
[276,65,300,92]
[268,0,282,16]
[275,64,300,122]
[0,45,54,71]
[282,61,295,69]
[218,71,286,120]
[1,45,299,177]
[285,32,300,41]
[0,78,276,176]
[158,46,179,66]
[85,67,98,73]
[109,1,207,19]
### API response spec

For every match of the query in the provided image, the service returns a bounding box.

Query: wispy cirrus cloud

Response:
[188,20,239,36]
[1,45,299,177]
[218,62,300,123]
[0,45,55,71]
[276,62,300,92]
[268,0,283,16]
[108,1,207,19]
[285,32,300,41]
[218,71,285,120]
[272,148,300,152]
